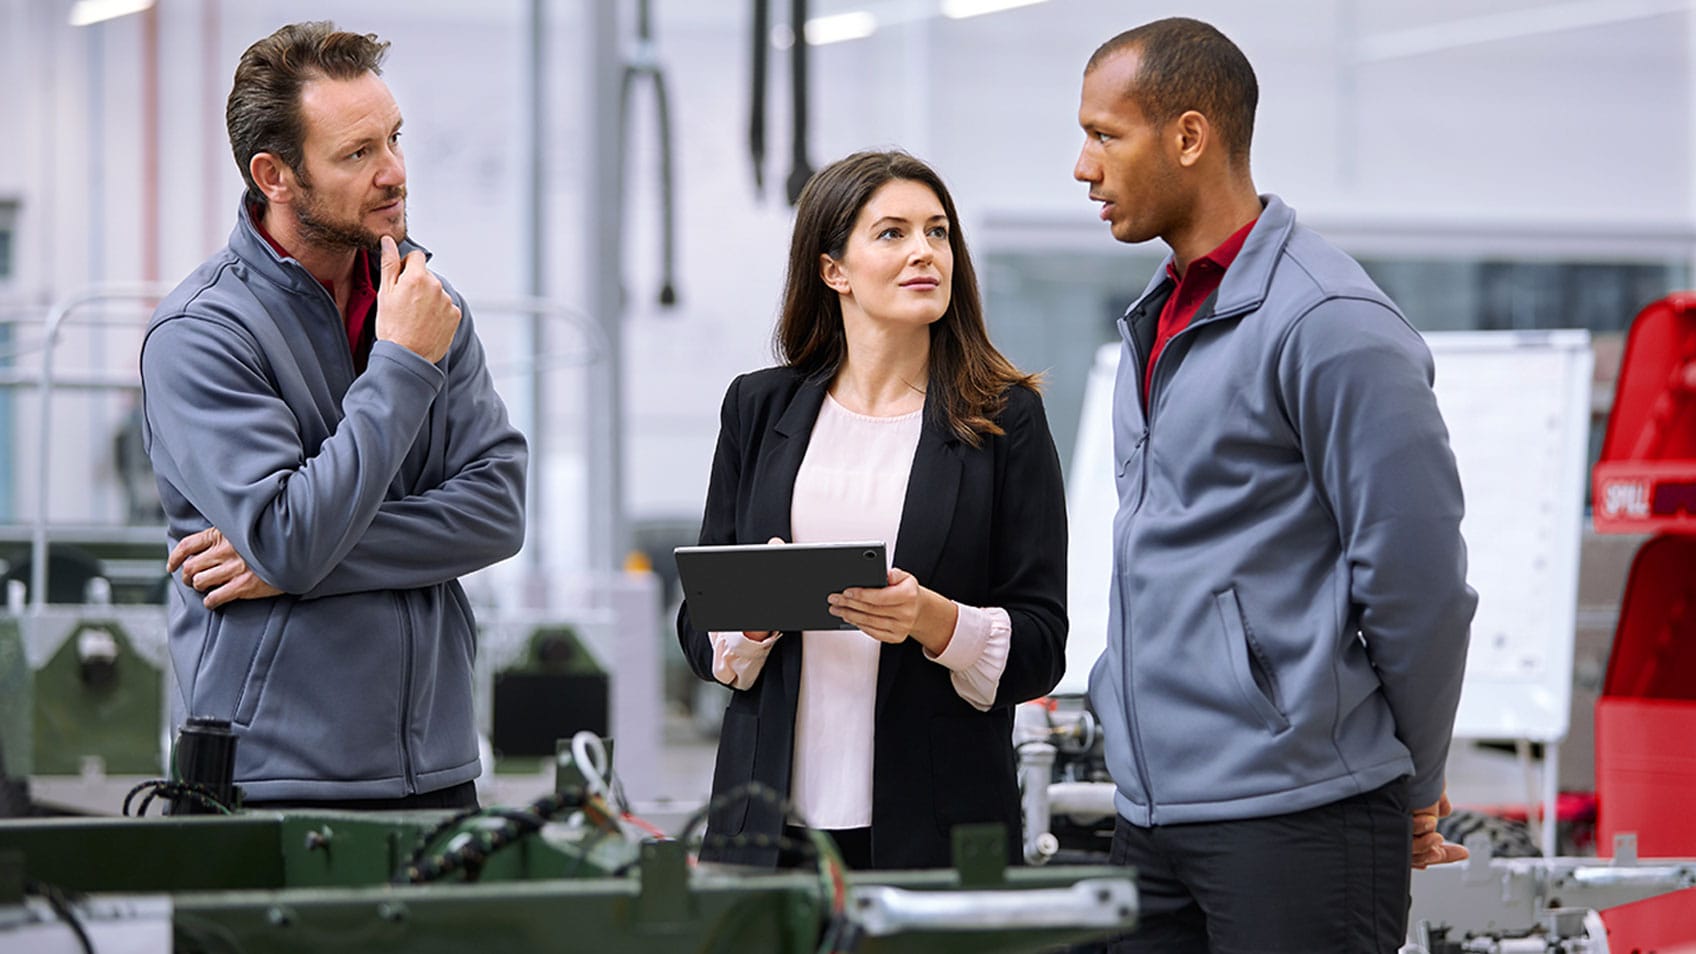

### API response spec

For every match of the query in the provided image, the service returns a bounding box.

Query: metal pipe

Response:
[29,283,173,613]
[852,879,1137,936]
[1558,864,1696,889]
[1019,741,1058,864]
[586,1,626,572]
[142,2,159,286]
[1048,781,1118,821]
[523,0,548,573]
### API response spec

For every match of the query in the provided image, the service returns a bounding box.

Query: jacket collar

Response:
[1124,193,1296,327]
[228,196,432,296]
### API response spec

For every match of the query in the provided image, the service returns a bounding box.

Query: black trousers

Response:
[1098,779,1411,954]
[243,780,479,812]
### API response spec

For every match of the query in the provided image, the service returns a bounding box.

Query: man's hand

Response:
[1412,789,1470,869]
[376,234,461,363]
[169,528,283,610]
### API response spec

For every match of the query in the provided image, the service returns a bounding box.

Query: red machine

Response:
[1592,293,1696,859]
[1594,292,1696,534]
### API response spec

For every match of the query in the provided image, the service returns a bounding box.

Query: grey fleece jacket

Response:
[1088,195,1476,827]
[140,201,527,802]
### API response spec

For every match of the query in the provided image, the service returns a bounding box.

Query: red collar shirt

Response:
[254,214,378,372]
[1144,217,1258,398]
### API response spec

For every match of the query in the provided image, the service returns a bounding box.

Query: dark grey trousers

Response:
[1097,778,1412,954]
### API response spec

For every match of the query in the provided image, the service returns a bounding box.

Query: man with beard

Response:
[140,22,526,809]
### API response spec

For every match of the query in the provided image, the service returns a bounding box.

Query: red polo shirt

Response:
[1145,217,1258,399]
[253,213,378,372]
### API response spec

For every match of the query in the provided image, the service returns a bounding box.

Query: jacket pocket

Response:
[708,708,757,836]
[1114,434,1147,510]
[1214,589,1289,734]
[192,598,291,727]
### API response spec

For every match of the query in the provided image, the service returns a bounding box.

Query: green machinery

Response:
[0,605,169,783]
[0,801,1136,953]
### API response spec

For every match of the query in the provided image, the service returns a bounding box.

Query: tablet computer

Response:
[674,541,888,633]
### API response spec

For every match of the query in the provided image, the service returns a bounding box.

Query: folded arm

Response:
[142,317,445,595]
[298,305,527,598]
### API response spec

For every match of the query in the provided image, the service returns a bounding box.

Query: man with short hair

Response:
[141,21,526,809]
[1074,17,1476,951]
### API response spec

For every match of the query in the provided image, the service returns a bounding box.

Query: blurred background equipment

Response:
[1589,293,1696,860]
[491,625,610,760]
[0,739,1142,954]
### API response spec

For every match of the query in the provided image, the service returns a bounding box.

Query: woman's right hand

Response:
[742,536,787,641]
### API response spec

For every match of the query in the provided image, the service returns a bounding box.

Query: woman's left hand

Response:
[829,567,957,653]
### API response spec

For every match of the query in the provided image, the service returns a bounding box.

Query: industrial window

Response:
[1356,259,1689,335]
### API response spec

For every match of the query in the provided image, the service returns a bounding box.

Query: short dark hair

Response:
[776,150,1039,446]
[1088,17,1257,163]
[226,21,390,207]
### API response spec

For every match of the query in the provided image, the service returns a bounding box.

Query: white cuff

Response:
[710,630,780,690]
[926,604,1010,711]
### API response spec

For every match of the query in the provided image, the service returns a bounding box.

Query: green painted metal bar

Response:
[0,811,1136,952]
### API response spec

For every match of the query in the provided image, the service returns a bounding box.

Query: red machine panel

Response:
[1595,532,1696,857]
[1593,293,1696,533]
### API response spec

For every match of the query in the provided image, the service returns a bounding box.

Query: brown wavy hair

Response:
[775,150,1040,447]
[227,21,391,209]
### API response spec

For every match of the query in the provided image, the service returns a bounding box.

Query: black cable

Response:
[396,788,598,885]
[676,779,796,847]
[26,880,95,954]
[652,67,679,307]
[122,779,235,817]
[749,0,770,191]
[676,780,830,864]
[394,803,486,883]
[618,0,681,308]
[784,0,814,205]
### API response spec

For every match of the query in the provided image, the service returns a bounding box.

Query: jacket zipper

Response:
[396,593,417,794]
[282,259,362,382]
[1116,321,1158,819]
[1120,298,1251,823]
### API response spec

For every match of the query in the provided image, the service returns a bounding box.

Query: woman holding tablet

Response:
[676,150,1068,870]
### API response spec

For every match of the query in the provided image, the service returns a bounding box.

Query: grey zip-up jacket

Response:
[140,201,527,802]
[1088,195,1475,827]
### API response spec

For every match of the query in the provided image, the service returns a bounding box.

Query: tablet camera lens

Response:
[863,549,877,560]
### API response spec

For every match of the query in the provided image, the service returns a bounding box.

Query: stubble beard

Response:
[294,183,407,254]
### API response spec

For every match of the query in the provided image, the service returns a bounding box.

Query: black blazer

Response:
[677,366,1068,869]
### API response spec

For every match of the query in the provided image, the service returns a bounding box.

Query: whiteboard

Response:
[1428,331,1591,742]
[1060,330,1592,744]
